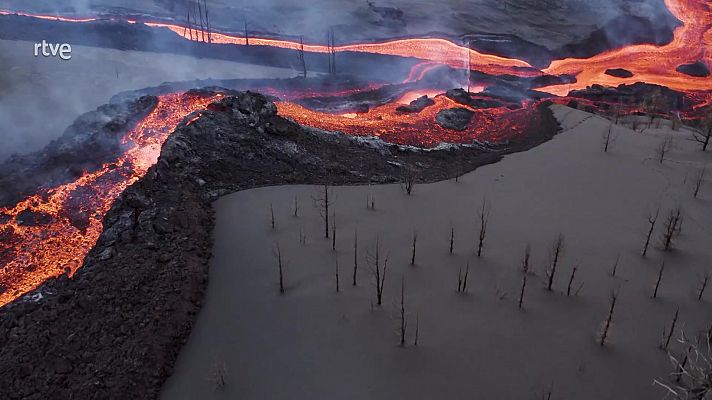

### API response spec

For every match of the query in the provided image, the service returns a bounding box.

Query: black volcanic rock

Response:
[396,95,435,113]
[436,107,474,131]
[605,68,634,78]
[676,61,710,77]
[445,89,503,109]
[529,74,577,89]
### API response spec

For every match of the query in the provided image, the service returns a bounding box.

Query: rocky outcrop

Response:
[676,61,710,78]
[445,89,503,109]
[0,91,561,400]
[395,95,435,113]
[435,107,475,131]
[605,68,634,78]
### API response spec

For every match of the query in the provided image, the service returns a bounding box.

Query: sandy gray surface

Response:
[0,39,294,161]
[161,105,712,399]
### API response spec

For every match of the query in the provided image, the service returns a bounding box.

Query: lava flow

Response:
[0,92,221,306]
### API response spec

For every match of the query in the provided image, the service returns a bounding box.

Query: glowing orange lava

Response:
[0,92,221,306]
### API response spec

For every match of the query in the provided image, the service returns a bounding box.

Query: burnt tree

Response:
[660,207,683,251]
[547,234,565,291]
[599,290,618,346]
[476,200,490,257]
[642,208,659,257]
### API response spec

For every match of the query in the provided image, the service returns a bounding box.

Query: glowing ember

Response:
[0,93,220,306]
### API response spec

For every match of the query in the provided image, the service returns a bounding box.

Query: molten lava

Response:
[0,93,222,306]
[1,0,711,306]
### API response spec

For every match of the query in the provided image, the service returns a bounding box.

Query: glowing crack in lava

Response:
[0,93,221,306]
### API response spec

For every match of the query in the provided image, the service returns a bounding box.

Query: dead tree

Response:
[203,0,211,43]
[368,236,388,306]
[547,234,565,291]
[660,207,683,251]
[195,2,205,42]
[567,264,579,297]
[410,231,417,265]
[693,167,706,198]
[522,243,531,274]
[476,200,490,257]
[449,226,455,254]
[335,254,340,293]
[656,135,674,164]
[274,243,285,294]
[244,21,249,45]
[661,308,680,350]
[698,273,710,301]
[312,184,331,239]
[462,260,471,293]
[691,112,712,151]
[654,331,712,399]
[353,229,358,286]
[653,261,666,299]
[327,28,337,75]
[293,195,299,217]
[610,253,621,277]
[297,36,307,78]
[413,313,419,346]
[602,120,616,152]
[270,203,276,230]
[518,273,527,309]
[642,208,659,257]
[401,166,416,195]
[400,275,407,346]
[599,290,618,346]
[331,212,336,251]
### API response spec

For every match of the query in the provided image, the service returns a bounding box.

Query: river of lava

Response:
[0,92,221,307]
[277,92,538,147]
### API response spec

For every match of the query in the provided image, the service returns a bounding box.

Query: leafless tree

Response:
[661,307,680,350]
[476,199,490,257]
[353,229,358,286]
[642,207,659,257]
[547,234,565,291]
[297,36,307,77]
[567,264,579,297]
[244,21,250,46]
[335,254,340,293]
[610,253,621,277]
[331,212,336,251]
[602,120,617,153]
[693,167,706,198]
[691,112,712,151]
[274,243,285,294]
[656,135,674,164]
[449,225,455,254]
[312,184,331,239]
[653,261,666,299]
[599,290,618,346]
[399,275,407,346]
[660,207,683,251]
[368,236,388,305]
[410,231,418,265]
[270,203,275,230]
[203,0,211,43]
[327,28,337,75]
[413,313,419,346]
[401,166,417,195]
[522,243,532,274]
[518,273,527,309]
[293,195,299,217]
[698,273,710,301]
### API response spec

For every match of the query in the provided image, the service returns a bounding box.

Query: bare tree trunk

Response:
[203,0,211,43]
[462,260,470,293]
[661,308,679,350]
[600,290,618,346]
[244,21,249,46]
[297,36,307,78]
[335,254,340,293]
[449,226,454,254]
[661,207,682,251]
[610,253,620,277]
[653,261,665,298]
[331,212,336,251]
[694,167,706,198]
[518,274,527,309]
[293,195,299,217]
[196,2,205,42]
[275,243,285,294]
[547,234,565,291]
[413,313,419,346]
[353,229,358,286]
[410,232,417,265]
[567,265,578,296]
[477,200,490,257]
[642,208,659,257]
[522,243,531,274]
[698,273,709,301]
[400,275,406,346]
[270,203,275,230]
